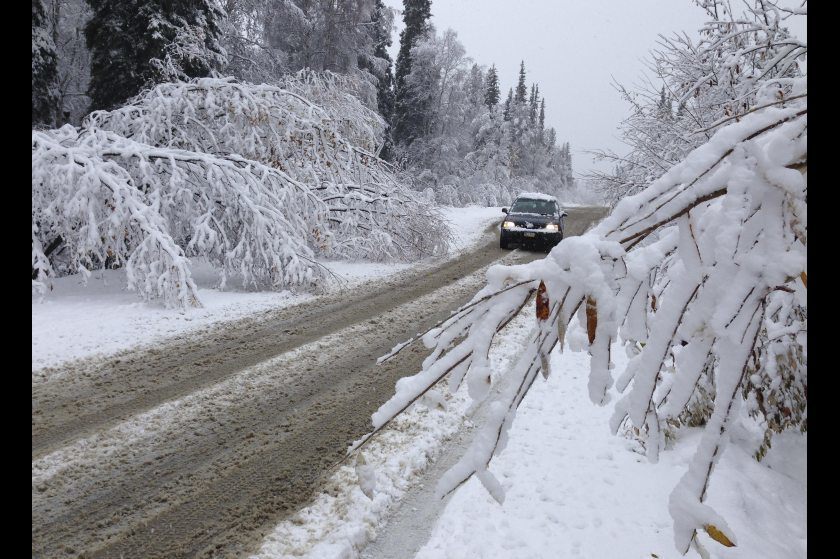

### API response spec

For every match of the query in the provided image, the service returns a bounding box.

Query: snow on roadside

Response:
[30,265,311,372]
[440,205,505,253]
[414,333,806,559]
[31,206,503,371]
[249,295,536,559]
[250,310,805,559]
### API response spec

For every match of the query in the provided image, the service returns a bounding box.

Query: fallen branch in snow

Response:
[87,74,449,262]
[32,125,326,308]
[377,279,539,364]
[347,283,537,458]
[363,90,806,555]
[691,92,807,135]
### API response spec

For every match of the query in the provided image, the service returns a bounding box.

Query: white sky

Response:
[383,0,806,179]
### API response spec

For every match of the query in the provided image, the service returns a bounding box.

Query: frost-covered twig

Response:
[587,0,806,206]
[348,281,537,457]
[377,279,538,364]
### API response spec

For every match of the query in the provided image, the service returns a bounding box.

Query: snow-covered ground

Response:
[250,295,539,559]
[415,342,806,559]
[31,206,503,370]
[251,313,806,559]
[34,200,803,559]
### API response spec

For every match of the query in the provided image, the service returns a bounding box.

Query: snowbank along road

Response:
[32,206,608,559]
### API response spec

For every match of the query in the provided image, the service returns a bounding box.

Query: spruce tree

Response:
[529,83,538,124]
[546,127,556,149]
[466,64,485,108]
[32,0,59,127]
[539,98,546,131]
[367,0,396,160]
[563,142,573,184]
[392,0,432,146]
[484,65,500,110]
[503,88,513,121]
[515,61,527,103]
[85,0,225,111]
[656,85,672,119]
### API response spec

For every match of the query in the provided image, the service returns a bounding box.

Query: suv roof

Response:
[514,192,558,202]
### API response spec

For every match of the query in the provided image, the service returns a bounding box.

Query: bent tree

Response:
[362,90,806,555]
[32,73,448,309]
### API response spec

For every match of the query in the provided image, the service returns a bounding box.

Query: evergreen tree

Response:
[484,65,500,110]
[515,60,527,103]
[503,88,513,121]
[85,0,226,111]
[564,142,573,186]
[32,0,59,126]
[656,85,672,119]
[392,0,432,145]
[529,83,539,124]
[367,0,395,160]
[545,127,556,149]
[539,98,546,131]
[466,63,485,108]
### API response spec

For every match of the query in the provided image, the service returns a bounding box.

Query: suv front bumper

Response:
[501,228,563,248]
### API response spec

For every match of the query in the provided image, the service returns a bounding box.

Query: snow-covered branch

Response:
[33,74,448,307]
[588,0,806,206]
[32,125,326,308]
[86,74,447,261]
[363,87,806,555]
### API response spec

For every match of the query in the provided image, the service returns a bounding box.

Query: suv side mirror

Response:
[559,211,568,218]
[502,208,508,214]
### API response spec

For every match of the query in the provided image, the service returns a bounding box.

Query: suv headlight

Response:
[503,221,515,229]
[545,223,559,232]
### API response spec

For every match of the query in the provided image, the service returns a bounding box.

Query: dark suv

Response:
[500,194,567,250]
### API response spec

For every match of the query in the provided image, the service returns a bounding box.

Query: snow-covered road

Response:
[31,206,609,558]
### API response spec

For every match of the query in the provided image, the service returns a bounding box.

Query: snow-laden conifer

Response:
[32,0,60,127]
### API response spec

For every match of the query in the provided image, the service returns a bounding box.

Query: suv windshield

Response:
[510,198,556,216]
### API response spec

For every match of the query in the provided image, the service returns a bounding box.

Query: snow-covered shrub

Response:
[743,285,807,460]
[85,74,447,261]
[32,124,325,308]
[363,87,806,555]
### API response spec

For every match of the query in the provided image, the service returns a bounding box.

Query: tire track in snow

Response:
[32,221,506,460]
[31,207,607,559]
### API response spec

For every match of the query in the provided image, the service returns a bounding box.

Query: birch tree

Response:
[33,75,448,308]
[589,0,805,206]
[360,3,806,555]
